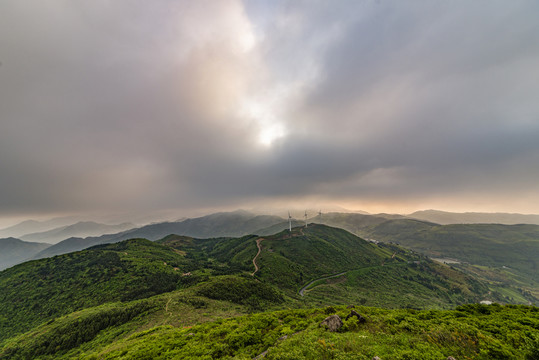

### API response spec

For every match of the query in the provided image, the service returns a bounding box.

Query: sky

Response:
[1,0,539,226]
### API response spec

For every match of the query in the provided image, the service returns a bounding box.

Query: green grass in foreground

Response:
[2,303,537,360]
[86,304,539,360]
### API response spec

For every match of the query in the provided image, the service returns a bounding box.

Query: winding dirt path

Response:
[298,263,405,296]
[299,272,346,296]
[251,238,263,276]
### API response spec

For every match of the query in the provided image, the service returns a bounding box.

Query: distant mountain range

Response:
[3,208,539,272]
[408,209,539,225]
[19,221,136,244]
[0,216,79,239]
[0,238,50,270]
[31,211,285,260]
[11,210,539,256]
[30,211,412,260]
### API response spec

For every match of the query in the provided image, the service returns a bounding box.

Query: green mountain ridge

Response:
[0,224,537,359]
[358,219,539,302]
[0,225,496,342]
[29,211,285,261]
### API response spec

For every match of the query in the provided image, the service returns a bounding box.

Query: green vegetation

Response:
[0,239,196,340]
[0,300,156,359]
[3,303,537,359]
[254,225,396,290]
[359,219,539,302]
[1,223,537,359]
[195,276,284,308]
[300,261,491,309]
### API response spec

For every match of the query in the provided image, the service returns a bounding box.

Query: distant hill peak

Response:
[408,209,539,225]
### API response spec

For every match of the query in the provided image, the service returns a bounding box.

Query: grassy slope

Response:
[0,224,526,358]
[247,225,494,308]
[255,224,392,290]
[3,302,537,360]
[301,261,490,310]
[0,239,202,341]
[0,275,288,360]
[360,219,539,301]
[159,224,492,306]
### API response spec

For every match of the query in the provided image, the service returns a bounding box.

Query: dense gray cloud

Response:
[1,0,539,221]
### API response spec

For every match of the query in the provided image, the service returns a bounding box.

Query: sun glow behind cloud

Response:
[2,1,539,219]
[240,98,286,147]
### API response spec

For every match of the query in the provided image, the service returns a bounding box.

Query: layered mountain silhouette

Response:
[0,238,50,270]
[19,221,136,244]
[409,209,539,225]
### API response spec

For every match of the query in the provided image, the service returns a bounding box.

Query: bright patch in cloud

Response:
[241,98,286,147]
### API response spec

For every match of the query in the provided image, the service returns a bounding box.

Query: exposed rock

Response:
[319,314,343,332]
[373,357,381,360]
[345,310,366,324]
[447,357,456,360]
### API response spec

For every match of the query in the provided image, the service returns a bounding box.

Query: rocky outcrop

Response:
[345,310,366,324]
[319,314,343,332]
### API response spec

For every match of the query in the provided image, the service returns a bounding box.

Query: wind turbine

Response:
[318,210,322,222]
[304,210,308,228]
[288,211,292,232]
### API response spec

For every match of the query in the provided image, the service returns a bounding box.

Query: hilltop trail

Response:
[299,272,346,296]
[251,238,263,276]
[299,263,405,296]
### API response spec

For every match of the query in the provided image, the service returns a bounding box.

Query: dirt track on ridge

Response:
[251,238,263,276]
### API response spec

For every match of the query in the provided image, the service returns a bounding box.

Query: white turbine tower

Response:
[288,211,292,232]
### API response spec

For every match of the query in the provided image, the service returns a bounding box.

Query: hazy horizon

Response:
[3,206,539,232]
[2,1,539,225]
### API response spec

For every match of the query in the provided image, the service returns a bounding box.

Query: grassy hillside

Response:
[253,225,396,290]
[158,225,497,310]
[298,261,491,309]
[1,224,530,359]
[0,225,499,343]
[2,302,537,359]
[0,239,201,341]
[359,219,539,302]
[83,304,539,360]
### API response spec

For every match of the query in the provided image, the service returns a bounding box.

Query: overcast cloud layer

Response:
[1,0,539,221]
